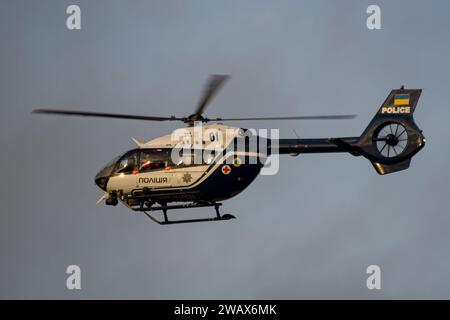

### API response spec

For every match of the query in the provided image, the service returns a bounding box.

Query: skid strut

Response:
[132,202,236,225]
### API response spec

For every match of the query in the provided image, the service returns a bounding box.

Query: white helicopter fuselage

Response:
[96,123,267,206]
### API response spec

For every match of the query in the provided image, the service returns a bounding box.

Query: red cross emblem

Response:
[221,165,231,175]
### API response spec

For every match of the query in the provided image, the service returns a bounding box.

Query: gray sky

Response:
[1,0,449,299]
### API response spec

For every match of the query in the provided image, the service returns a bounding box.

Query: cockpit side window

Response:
[139,149,170,172]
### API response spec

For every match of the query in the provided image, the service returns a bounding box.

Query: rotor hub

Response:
[385,133,399,146]
[186,114,205,122]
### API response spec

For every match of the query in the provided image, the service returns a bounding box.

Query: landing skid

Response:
[132,202,236,225]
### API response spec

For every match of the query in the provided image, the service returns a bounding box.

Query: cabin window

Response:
[204,150,216,164]
[173,149,214,167]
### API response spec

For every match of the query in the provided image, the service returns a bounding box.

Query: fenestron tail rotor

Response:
[32,74,357,125]
[373,122,408,158]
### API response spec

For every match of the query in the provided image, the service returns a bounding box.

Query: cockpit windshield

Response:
[113,150,138,175]
[96,149,139,178]
[95,155,121,179]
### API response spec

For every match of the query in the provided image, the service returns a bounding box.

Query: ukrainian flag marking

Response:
[394,94,410,106]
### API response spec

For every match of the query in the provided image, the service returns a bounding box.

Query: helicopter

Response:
[33,75,426,225]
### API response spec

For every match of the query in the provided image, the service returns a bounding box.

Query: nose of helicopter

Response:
[95,156,120,191]
[94,173,109,191]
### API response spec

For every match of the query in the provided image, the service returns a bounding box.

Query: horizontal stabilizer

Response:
[371,158,411,175]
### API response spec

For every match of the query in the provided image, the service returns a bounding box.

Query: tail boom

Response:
[276,137,360,155]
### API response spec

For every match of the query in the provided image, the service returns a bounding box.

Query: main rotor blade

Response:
[194,74,230,117]
[205,114,357,122]
[32,109,185,122]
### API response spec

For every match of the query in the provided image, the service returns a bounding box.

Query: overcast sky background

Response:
[1,0,449,299]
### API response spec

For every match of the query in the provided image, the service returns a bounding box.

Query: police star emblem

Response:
[182,173,192,183]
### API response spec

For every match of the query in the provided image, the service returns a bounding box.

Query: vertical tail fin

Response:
[358,87,425,175]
